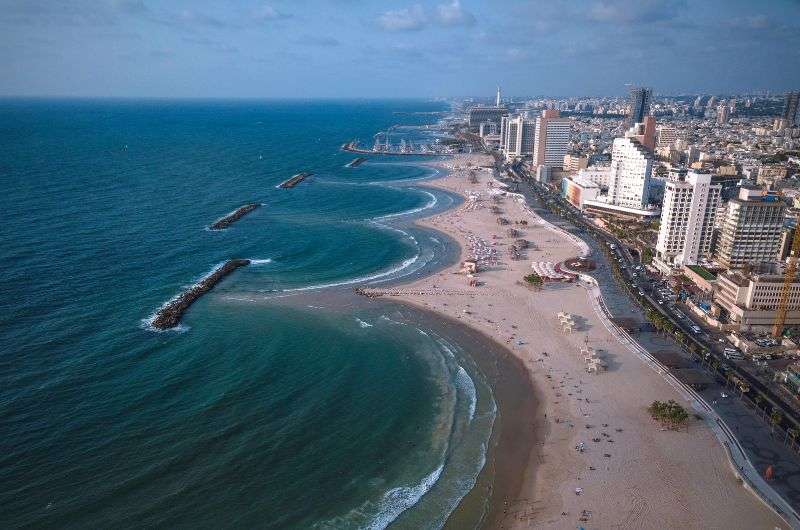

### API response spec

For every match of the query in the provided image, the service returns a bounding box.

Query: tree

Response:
[647,400,690,430]
[523,273,543,288]
[770,410,783,435]
[787,428,798,450]
[753,394,765,418]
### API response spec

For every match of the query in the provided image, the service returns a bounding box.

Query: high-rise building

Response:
[655,125,678,149]
[468,106,508,131]
[504,118,519,155]
[504,116,536,159]
[532,110,570,168]
[563,153,589,172]
[628,86,652,124]
[479,122,498,137]
[625,117,656,151]
[717,104,729,124]
[782,91,799,127]
[607,127,654,209]
[715,187,787,269]
[655,170,721,267]
[496,86,502,107]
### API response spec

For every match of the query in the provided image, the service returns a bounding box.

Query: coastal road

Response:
[512,173,800,523]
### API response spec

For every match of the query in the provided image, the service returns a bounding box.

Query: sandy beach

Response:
[367,153,788,529]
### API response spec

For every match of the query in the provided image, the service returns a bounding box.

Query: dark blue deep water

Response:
[0,100,495,529]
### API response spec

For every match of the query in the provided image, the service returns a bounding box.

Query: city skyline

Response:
[1,0,799,98]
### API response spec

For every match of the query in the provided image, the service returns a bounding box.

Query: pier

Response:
[346,157,367,168]
[279,172,312,188]
[151,259,250,330]
[209,203,261,230]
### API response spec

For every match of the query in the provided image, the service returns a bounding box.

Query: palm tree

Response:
[787,428,798,450]
[753,394,765,418]
[770,410,783,435]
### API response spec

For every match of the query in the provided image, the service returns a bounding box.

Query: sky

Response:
[1,0,799,98]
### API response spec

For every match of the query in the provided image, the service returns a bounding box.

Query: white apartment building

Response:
[576,166,611,188]
[655,170,721,267]
[532,110,570,168]
[504,116,535,159]
[607,135,653,209]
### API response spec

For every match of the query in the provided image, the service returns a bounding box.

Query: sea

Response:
[0,99,498,529]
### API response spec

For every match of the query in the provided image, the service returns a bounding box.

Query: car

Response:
[718,338,725,343]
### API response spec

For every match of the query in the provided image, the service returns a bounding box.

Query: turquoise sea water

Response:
[0,99,496,528]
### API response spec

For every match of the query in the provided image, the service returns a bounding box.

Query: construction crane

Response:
[773,225,800,337]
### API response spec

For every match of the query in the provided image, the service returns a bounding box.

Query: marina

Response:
[278,172,312,188]
[209,203,260,230]
[341,139,452,157]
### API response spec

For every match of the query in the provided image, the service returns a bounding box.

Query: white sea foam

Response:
[457,366,477,423]
[364,464,444,530]
[355,317,373,328]
[282,253,420,292]
[249,258,273,265]
[374,189,437,220]
[434,337,478,423]
[141,261,227,331]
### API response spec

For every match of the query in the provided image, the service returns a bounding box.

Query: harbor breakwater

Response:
[346,157,367,168]
[210,203,260,230]
[279,172,312,188]
[151,259,251,329]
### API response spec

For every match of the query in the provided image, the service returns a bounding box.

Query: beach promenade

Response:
[368,153,790,529]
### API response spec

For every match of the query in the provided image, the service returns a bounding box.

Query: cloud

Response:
[436,1,475,27]
[587,0,686,24]
[251,5,292,22]
[378,5,427,31]
[377,1,475,31]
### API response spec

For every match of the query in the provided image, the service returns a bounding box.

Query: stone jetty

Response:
[279,172,312,188]
[151,259,250,330]
[346,157,367,168]
[210,203,260,230]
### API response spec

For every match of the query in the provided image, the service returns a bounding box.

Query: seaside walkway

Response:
[521,180,800,529]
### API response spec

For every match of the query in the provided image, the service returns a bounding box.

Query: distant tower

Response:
[782,91,799,127]
[627,86,652,124]
[496,86,501,107]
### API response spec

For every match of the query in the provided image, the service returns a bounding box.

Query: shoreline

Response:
[387,301,541,530]
[376,153,789,529]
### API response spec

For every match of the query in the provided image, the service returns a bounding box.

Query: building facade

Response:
[783,91,799,128]
[532,110,570,168]
[468,106,508,131]
[714,270,800,331]
[655,170,721,267]
[628,86,652,124]
[715,187,786,269]
[504,116,536,159]
[656,125,678,149]
[561,176,601,208]
[607,135,653,209]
